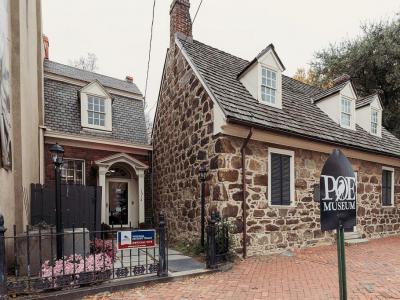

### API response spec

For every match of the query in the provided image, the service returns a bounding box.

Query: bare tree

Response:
[69,53,98,72]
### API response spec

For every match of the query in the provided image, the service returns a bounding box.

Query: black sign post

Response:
[320,149,356,300]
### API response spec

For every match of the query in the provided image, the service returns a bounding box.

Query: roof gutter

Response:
[225,115,400,160]
[240,128,253,259]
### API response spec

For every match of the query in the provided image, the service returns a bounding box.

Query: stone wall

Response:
[208,135,400,256]
[153,45,214,243]
[153,41,400,255]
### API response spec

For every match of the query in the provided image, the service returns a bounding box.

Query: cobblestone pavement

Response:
[85,236,400,300]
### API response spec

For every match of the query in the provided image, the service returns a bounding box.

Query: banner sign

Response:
[320,149,357,231]
[117,230,156,250]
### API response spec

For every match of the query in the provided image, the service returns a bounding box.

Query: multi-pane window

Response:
[261,67,277,104]
[270,152,292,206]
[88,95,106,127]
[382,168,394,206]
[371,109,378,135]
[61,159,84,185]
[341,98,352,127]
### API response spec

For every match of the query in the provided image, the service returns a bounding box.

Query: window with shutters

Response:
[268,148,295,206]
[382,167,394,207]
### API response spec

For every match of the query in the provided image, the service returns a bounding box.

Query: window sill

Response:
[81,126,112,133]
[382,205,395,209]
[269,204,296,209]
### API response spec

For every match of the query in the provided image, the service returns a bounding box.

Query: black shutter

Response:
[271,153,282,205]
[281,155,291,205]
[382,170,392,206]
[270,153,291,206]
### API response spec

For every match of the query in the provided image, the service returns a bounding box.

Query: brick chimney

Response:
[170,0,192,47]
[125,75,133,83]
[43,35,49,60]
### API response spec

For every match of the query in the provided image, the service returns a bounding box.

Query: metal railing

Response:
[206,215,230,269]
[0,213,167,298]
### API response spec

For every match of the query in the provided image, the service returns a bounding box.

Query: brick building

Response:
[153,0,400,256]
[43,43,152,227]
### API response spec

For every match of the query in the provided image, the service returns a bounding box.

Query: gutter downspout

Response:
[240,128,253,259]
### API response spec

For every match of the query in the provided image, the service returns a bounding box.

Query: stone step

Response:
[344,232,362,240]
[345,238,368,246]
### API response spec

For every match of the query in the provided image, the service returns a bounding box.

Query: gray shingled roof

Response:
[311,81,349,103]
[356,94,377,109]
[177,38,400,158]
[44,60,142,96]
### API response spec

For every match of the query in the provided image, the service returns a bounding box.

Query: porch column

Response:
[98,166,108,224]
[138,169,145,224]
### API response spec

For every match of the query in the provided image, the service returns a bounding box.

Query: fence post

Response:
[206,217,217,269]
[0,214,7,299]
[158,213,167,277]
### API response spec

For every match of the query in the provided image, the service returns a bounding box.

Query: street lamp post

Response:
[49,143,64,259]
[199,164,207,248]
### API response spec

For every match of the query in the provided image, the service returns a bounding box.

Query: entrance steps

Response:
[344,232,368,246]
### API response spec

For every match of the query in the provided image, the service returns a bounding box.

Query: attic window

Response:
[371,109,378,135]
[341,98,352,127]
[261,67,277,104]
[88,95,106,127]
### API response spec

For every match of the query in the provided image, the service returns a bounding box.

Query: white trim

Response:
[268,147,295,208]
[340,96,354,129]
[80,82,113,132]
[95,152,149,170]
[382,166,395,207]
[44,130,152,151]
[44,72,144,101]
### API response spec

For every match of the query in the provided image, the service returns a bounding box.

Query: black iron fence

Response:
[0,213,168,298]
[206,215,230,269]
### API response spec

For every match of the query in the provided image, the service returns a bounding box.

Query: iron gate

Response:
[0,213,168,297]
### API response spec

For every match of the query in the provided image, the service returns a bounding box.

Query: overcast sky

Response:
[42,0,400,120]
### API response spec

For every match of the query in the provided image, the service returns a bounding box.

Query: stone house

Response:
[153,0,400,256]
[43,41,152,227]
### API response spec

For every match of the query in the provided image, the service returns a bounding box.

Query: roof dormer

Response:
[238,44,285,109]
[313,80,357,130]
[79,80,113,132]
[356,93,383,137]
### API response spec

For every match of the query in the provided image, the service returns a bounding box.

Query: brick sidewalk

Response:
[85,236,400,300]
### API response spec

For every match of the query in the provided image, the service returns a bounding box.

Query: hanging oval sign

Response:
[320,149,357,231]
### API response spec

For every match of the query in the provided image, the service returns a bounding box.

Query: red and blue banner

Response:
[117,230,156,250]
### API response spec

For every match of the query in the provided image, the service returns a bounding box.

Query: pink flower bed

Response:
[41,253,113,279]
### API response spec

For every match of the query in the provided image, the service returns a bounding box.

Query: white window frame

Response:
[61,158,85,185]
[87,95,106,127]
[382,166,395,207]
[260,67,277,105]
[81,92,112,131]
[371,109,378,135]
[340,97,352,128]
[268,147,295,207]
[258,64,282,109]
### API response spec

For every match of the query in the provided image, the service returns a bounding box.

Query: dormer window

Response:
[238,44,285,109]
[80,81,112,131]
[88,95,106,127]
[261,67,277,104]
[371,109,378,135]
[341,97,352,127]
